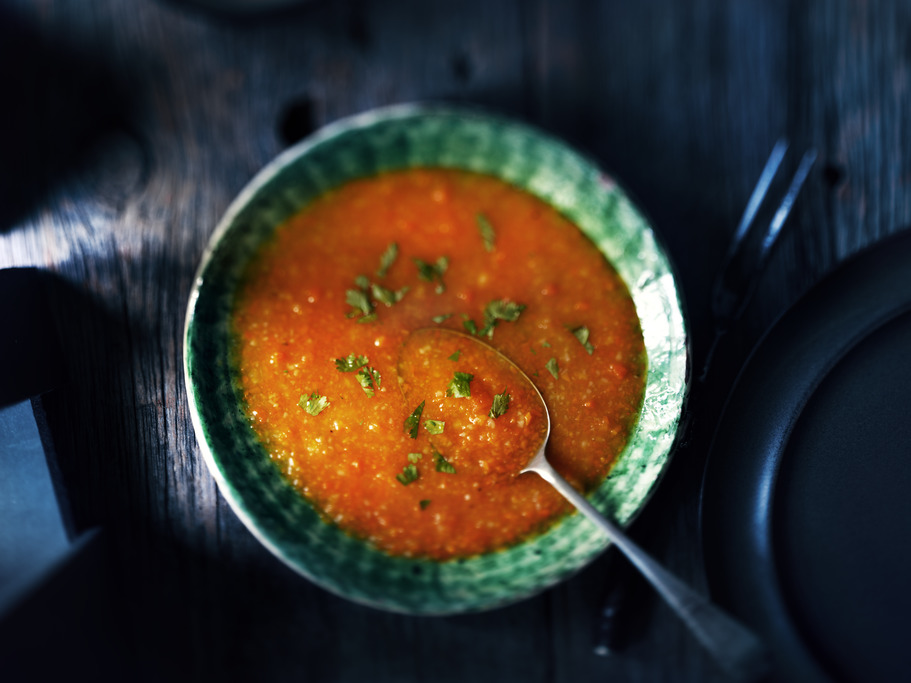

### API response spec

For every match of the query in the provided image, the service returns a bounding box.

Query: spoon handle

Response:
[525,456,768,682]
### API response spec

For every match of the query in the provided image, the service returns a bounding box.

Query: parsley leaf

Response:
[371,282,409,307]
[545,358,560,379]
[356,366,381,396]
[335,354,369,372]
[345,287,373,318]
[346,270,407,321]
[414,256,449,294]
[477,299,527,338]
[448,350,461,361]
[462,316,479,335]
[408,452,423,463]
[432,313,452,323]
[446,371,474,398]
[423,419,445,435]
[476,213,496,252]
[570,325,595,354]
[486,299,526,323]
[346,275,377,322]
[489,389,510,418]
[376,242,399,278]
[419,499,431,510]
[404,400,425,438]
[396,464,419,486]
[434,449,456,474]
[299,392,329,416]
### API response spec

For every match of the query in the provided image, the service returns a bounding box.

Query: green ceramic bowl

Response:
[183,104,688,614]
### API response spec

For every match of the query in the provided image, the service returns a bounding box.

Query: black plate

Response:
[701,229,911,683]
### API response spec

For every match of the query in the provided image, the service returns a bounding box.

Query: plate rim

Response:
[700,227,911,680]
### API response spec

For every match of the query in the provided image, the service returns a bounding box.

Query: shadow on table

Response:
[0,268,137,682]
[0,265,340,681]
[0,7,139,234]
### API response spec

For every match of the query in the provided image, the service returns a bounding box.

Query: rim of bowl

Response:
[183,102,689,614]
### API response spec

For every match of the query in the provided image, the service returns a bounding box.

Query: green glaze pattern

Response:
[183,104,689,614]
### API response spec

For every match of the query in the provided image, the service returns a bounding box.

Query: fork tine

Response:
[759,148,818,257]
[702,141,816,382]
[712,141,816,325]
[726,139,789,260]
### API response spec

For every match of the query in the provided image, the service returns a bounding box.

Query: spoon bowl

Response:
[401,327,768,681]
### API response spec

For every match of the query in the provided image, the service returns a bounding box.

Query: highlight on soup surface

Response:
[231,167,647,561]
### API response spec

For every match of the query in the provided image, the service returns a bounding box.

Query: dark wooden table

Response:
[2,1,908,680]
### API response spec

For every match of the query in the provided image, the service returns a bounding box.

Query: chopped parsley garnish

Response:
[396,464,419,486]
[414,256,449,294]
[476,213,496,252]
[448,350,461,361]
[446,371,474,398]
[404,401,425,438]
[489,389,510,418]
[337,353,380,396]
[423,419,445,435]
[346,270,407,321]
[356,366,381,396]
[408,452,423,463]
[335,354,369,372]
[376,242,399,278]
[486,299,526,323]
[432,313,453,323]
[473,299,527,338]
[478,318,495,338]
[346,275,376,322]
[545,358,560,379]
[419,499,431,510]
[371,282,409,307]
[570,325,595,354]
[345,286,373,318]
[462,316,479,335]
[434,449,456,474]
[299,392,329,416]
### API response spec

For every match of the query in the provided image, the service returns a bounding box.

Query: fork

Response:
[702,140,818,379]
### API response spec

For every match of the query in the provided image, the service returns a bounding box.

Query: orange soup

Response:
[232,168,647,560]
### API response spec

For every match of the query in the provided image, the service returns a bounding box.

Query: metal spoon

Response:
[401,327,768,682]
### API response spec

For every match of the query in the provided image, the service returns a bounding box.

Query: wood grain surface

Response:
[2,0,909,681]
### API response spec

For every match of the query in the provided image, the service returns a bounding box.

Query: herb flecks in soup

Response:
[232,168,646,560]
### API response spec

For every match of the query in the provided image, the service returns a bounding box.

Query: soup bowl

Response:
[183,103,688,614]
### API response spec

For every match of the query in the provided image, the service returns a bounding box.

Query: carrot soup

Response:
[232,168,647,560]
